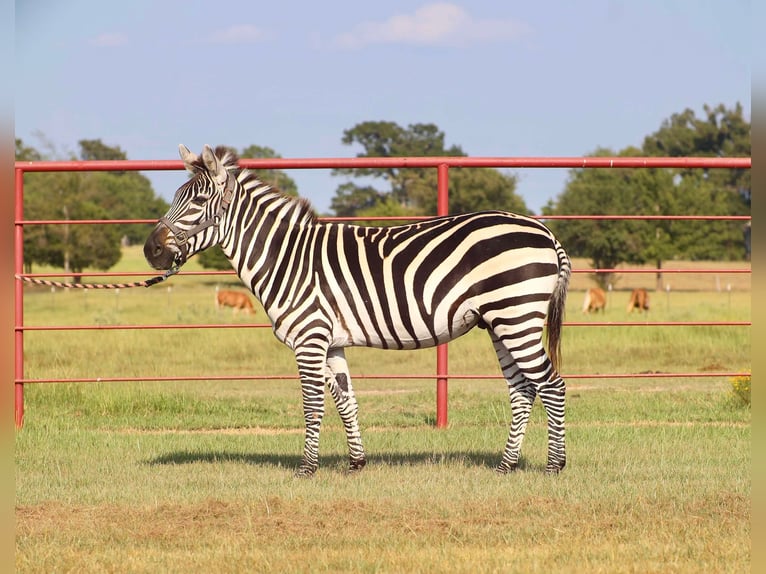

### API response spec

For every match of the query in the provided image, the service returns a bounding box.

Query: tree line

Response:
[16,139,168,280]
[544,103,750,288]
[15,101,749,283]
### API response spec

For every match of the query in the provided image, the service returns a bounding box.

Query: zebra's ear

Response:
[201,144,228,186]
[179,144,199,173]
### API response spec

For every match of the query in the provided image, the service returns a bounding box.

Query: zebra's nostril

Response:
[154,245,163,257]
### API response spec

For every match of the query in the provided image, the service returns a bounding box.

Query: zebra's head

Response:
[144,144,237,270]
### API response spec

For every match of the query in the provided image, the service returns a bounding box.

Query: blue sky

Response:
[15,1,751,215]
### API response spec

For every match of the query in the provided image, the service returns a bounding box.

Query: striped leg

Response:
[325,348,366,472]
[490,327,567,474]
[294,338,330,478]
[491,334,537,473]
[538,375,566,474]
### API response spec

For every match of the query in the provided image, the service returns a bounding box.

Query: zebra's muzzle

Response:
[143,222,186,271]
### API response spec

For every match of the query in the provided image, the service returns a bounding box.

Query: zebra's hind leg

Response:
[490,329,567,474]
[538,375,566,474]
[326,348,366,473]
[491,334,537,474]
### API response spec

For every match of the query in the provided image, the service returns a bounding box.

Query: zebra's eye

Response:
[190,195,209,206]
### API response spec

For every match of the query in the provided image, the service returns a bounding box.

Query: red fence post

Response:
[436,163,449,428]
[15,167,25,429]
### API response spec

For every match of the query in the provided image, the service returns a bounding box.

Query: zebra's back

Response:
[307,211,564,351]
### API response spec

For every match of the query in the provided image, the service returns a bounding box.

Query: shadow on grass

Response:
[145,450,541,472]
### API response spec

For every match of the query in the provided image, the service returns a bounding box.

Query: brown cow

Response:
[626,288,650,313]
[215,289,255,315]
[582,287,606,313]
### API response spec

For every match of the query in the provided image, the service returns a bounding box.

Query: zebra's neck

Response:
[218,173,321,308]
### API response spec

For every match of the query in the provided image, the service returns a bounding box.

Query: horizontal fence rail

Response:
[16,321,752,332]
[15,156,752,171]
[17,267,754,279]
[16,372,747,385]
[14,156,751,429]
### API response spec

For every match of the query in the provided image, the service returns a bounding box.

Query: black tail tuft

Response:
[546,242,571,373]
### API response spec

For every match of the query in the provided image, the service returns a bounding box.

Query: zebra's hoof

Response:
[544,461,565,475]
[294,464,318,478]
[348,457,367,473]
[494,463,517,475]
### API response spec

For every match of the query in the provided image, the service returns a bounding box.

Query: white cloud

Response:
[89,33,128,47]
[207,25,266,45]
[335,3,531,49]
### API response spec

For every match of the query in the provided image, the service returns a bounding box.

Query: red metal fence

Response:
[14,156,752,429]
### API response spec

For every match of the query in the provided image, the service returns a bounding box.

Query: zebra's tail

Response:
[546,240,571,374]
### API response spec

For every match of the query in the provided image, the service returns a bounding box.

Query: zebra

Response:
[144,144,571,477]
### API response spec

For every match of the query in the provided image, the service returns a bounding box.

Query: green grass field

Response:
[15,248,751,573]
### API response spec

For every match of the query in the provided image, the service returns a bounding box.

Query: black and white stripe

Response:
[144,145,571,476]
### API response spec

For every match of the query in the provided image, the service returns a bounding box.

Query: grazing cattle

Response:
[582,287,606,313]
[626,288,650,313]
[215,288,255,315]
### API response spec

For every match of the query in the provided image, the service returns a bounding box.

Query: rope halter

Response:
[16,265,180,290]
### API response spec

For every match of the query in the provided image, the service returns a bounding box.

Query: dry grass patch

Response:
[17,489,750,574]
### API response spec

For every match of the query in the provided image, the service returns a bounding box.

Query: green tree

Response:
[545,148,649,289]
[620,158,681,290]
[240,144,299,197]
[331,121,527,217]
[78,139,127,161]
[418,167,528,216]
[78,171,168,244]
[16,138,43,161]
[547,103,750,289]
[335,122,463,209]
[16,139,48,272]
[21,169,122,280]
[330,183,385,217]
[355,196,422,226]
[76,140,169,245]
[20,170,70,274]
[16,138,168,279]
[58,199,123,278]
[642,102,750,261]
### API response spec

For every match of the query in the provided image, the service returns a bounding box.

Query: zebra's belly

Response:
[339,308,480,350]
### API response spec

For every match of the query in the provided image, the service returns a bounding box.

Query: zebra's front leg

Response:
[294,347,329,478]
[326,348,366,473]
[538,375,566,474]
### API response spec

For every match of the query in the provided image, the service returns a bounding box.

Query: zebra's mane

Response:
[200,145,319,225]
